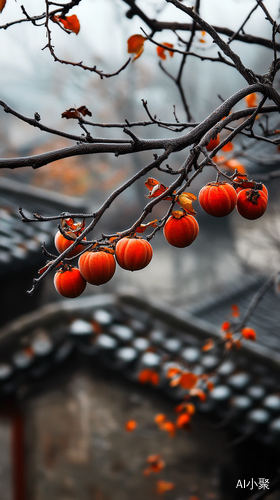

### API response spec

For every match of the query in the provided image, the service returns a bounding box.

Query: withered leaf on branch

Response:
[51,14,80,35]
[0,0,6,13]
[176,192,197,215]
[136,220,158,233]
[145,177,173,200]
[62,106,92,120]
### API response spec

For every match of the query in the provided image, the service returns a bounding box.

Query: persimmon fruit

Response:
[163,212,199,248]
[54,267,86,298]
[198,182,237,217]
[236,188,267,220]
[78,250,116,285]
[115,237,153,271]
[55,231,86,257]
[236,183,268,199]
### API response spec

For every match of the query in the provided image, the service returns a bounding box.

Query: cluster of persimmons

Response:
[53,167,268,300]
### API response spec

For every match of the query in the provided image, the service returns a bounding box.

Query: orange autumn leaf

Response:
[145,177,174,200]
[178,372,198,390]
[157,42,174,60]
[166,367,181,379]
[176,192,197,215]
[156,480,175,495]
[56,14,80,34]
[223,158,246,173]
[161,421,176,438]
[136,220,158,233]
[202,338,214,352]
[154,414,166,426]
[231,304,240,317]
[125,420,137,432]
[0,0,6,13]
[222,141,234,152]
[144,454,165,476]
[176,412,191,428]
[241,327,256,341]
[175,402,196,415]
[245,93,257,108]
[138,368,159,386]
[127,34,146,61]
[207,380,215,391]
[190,388,207,402]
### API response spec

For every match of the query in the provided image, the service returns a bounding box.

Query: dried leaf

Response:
[231,304,240,317]
[138,368,159,386]
[179,372,198,390]
[202,338,214,352]
[0,0,6,13]
[127,34,146,61]
[53,14,80,34]
[190,388,206,402]
[156,480,175,495]
[224,158,246,173]
[62,105,92,120]
[136,220,158,233]
[176,413,191,428]
[144,455,165,476]
[161,421,176,438]
[222,141,234,152]
[154,414,166,426]
[166,367,181,379]
[245,93,257,108]
[176,192,197,214]
[156,42,174,60]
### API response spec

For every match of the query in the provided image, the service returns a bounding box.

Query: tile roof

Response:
[0,292,280,449]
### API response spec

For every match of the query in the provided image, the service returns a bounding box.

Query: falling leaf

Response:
[175,402,195,415]
[138,369,159,386]
[52,14,80,34]
[136,220,158,233]
[202,338,214,352]
[156,480,175,495]
[223,158,246,174]
[190,388,207,402]
[176,413,191,429]
[179,372,198,390]
[156,42,174,60]
[166,367,181,379]
[154,414,166,426]
[176,192,197,215]
[161,421,176,438]
[222,141,234,152]
[144,454,165,475]
[127,34,147,61]
[231,304,240,317]
[0,0,6,13]
[207,380,215,391]
[241,327,256,341]
[125,420,137,432]
[245,93,257,108]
